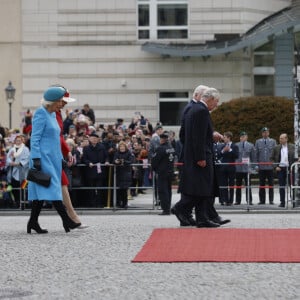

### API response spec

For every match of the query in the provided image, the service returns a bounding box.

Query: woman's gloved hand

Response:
[62,159,68,169]
[32,158,41,171]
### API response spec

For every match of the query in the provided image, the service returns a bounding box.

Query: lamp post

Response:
[5,81,16,129]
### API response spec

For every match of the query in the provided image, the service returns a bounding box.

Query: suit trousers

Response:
[219,166,236,204]
[235,172,252,204]
[178,193,209,223]
[258,169,274,204]
[277,167,288,205]
[175,193,219,220]
[157,174,172,213]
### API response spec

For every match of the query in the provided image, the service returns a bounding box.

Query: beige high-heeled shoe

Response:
[62,185,82,224]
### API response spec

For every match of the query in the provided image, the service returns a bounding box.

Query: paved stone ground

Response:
[1,209,300,300]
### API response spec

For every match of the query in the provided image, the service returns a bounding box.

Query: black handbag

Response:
[27,168,51,187]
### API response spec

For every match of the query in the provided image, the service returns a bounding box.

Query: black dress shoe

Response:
[188,216,196,226]
[171,207,191,226]
[258,202,265,205]
[269,202,274,205]
[234,202,240,205]
[158,211,170,215]
[212,216,231,225]
[180,222,192,227]
[278,204,285,208]
[196,220,220,228]
[180,216,196,227]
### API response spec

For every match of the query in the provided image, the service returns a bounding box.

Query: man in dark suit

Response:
[219,131,239,205]
[175,85,209,225]
[270,133,298,208]
[178,85,209,148]
[174,87,222,228]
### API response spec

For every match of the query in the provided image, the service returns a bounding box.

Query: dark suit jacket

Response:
[219,142,239,170]
[82,143,109,179]
[179,100,197,145]
[270,143,296,168]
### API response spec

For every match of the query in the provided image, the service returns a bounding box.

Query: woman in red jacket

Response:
[55,87,87,227]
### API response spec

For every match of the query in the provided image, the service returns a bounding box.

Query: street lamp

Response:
[5,81,16,129]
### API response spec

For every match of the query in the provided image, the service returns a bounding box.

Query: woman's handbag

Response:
[27,168,51,187]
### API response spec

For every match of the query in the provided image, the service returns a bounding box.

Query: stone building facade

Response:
[0,0,296,129]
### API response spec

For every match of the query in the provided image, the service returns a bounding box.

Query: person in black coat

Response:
[151,131,175,215]
[218,131,239,205]
[213,132,225,204]
[114,141,134,208]
[81,103,95,125]
[82,132,109,207]
[175,85,209,224]
[174,88,222,228]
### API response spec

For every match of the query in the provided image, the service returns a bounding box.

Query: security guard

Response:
[151,131,175,215]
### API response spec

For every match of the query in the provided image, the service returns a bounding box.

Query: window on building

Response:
[254,41,274,67]
[138,0,188,40]
[254,75,274,96]
[214,34,240,42]
[254,41,274,95]
[159,91,189,125]
[138,4,150,39]
[254,54,274,67]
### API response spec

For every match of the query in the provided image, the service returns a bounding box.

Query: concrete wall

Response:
[0,0,291,129]
[0,0,22,130]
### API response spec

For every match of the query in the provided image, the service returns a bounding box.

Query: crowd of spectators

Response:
[0,106,181,209]
[0,104,293,210]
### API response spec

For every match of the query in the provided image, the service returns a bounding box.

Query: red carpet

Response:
[132,228,300,263]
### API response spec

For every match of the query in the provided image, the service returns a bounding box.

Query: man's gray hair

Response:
[193,85,209,98]
[201,88,220,101]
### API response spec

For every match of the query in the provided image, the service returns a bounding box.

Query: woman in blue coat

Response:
[27,86,81,233]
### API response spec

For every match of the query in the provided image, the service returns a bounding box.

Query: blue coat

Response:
[28,106,63,201]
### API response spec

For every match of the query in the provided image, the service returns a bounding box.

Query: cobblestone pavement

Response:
[1,210,300,300]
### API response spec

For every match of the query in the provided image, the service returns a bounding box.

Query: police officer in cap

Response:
[151,131,175,215]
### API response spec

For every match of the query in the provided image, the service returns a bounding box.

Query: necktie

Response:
[242,142,245,149]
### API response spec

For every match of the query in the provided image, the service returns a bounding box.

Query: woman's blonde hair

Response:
[118,141,128,150]
[65,138,75,147]
[41,99,59,108]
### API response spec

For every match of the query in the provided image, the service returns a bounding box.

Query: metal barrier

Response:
[2,161,296,211]
[290,162,300,208]
[215,161,291,210]
[12,163,156,211]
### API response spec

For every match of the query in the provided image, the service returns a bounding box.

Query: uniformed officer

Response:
[151,131,175,215]
[254,127,277,204]
[234,131,256,205]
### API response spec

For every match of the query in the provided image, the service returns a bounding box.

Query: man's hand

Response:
[213,131,223,140]
[197,160,206,168]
